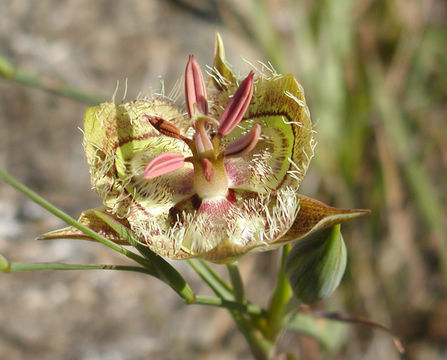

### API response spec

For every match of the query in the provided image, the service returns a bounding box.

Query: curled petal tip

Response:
[185,55,208,117]
[224,123,261,158]
[218,71,254,136]
[142,152,185,179]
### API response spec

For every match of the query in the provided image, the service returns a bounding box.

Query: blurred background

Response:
[0,0,446,359]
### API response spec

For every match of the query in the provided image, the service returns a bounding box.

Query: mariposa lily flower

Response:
[41,34,368,262]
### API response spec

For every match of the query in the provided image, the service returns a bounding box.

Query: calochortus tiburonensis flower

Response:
[41,34,368,262]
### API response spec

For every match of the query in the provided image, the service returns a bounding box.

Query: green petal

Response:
[277,195,370,244]
[37,207,130,245]
[221,74,315,193]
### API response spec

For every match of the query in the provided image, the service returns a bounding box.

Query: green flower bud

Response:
[286,224,347,304]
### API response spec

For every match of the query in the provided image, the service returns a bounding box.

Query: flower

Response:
[41,34,368,262]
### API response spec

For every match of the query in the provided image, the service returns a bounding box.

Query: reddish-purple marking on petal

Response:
[202,158,215,182]
[142,152,185,179]
[198,197,233,216]
[224,123,261,158]
[185,55,208,117]
[225,159,249,187]
[218,71,254,136]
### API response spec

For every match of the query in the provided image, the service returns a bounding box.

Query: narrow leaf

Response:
[287,312,348,353]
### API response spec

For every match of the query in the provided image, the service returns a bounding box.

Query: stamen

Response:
[145,115,180,138]
[224,123,262,158]
[202,158,215,182]
[145,115,191,143]
[217,71,254,136]
[142,152,185,179]
[185,55,208,117]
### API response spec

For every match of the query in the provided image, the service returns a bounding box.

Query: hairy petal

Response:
[221,74,315,193]
[84,101,195,220]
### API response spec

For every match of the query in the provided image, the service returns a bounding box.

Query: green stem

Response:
[1,258,156,276]
[191,295,264,316]
[187,259,273,358]
[265,244,293,340]
[135,244,195,302]
[0,168,195,301]
[0,54,106,105]
[91,209,195,302]
[0,169,148,266]
[187,259,234,300]
[226,261,245,303]
[231,310,274,360]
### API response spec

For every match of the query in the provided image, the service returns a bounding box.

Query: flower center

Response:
[192,156,228,199]
[142,55,261,201]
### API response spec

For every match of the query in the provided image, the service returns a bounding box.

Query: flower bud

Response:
[285,224,347,304]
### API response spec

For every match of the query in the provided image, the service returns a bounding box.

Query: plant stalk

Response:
[265,244,293,341]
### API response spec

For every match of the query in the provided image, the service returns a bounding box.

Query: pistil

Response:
[193,156,229,199]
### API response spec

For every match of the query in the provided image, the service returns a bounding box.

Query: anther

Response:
[142,152,185,179]
[224,123,262,158]
[217,71,254,136]
[145,115,191,143]
[185,55,208,117]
